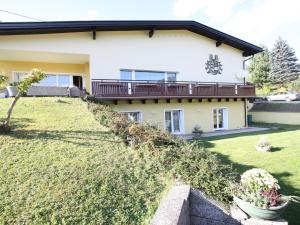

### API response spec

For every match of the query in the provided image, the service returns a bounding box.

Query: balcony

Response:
[91,79,256,100]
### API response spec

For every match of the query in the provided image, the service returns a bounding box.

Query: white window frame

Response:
[212,107,228,130]
[164,109,184,134]
[12,71,85,88]
[119,111,142,123]
[120,69,178,82]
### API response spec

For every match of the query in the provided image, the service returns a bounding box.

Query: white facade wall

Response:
[0,30,245,83]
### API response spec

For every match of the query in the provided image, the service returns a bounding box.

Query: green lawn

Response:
[1,97,299,224]
[197,124,300,225]
[0,97,168,224]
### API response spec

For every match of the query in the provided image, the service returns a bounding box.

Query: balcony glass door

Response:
[213,108,228,130]
[165,110,183,134]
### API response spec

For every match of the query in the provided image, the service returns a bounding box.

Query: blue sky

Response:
[1,0,300,56]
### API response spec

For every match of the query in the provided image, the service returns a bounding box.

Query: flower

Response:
[241,168,280,191]
[236,168,281,208]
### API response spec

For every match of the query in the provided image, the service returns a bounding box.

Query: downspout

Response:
[242,55,254,127]
[244,98,248,128]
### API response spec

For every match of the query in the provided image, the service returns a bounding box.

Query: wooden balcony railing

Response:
[91,79,256,99]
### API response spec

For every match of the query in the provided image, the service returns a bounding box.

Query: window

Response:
[120,70,177,81]
[213,108,228,130]
[135,71,165,81]
[120,111,142,123]
[13,72,74,87]
[38,75,57,86]
[57,75,71,86]
[120,70,132,80]
[165,110,183,134]
[14,72,26,81]
[167,72,177,81]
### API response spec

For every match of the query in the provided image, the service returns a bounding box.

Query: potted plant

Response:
[234,168,300,220]
[192,125,203,139]
[256,136,272,152]
[6,81,19,97]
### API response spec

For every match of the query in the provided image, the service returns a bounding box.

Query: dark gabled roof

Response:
[0,20,262,56]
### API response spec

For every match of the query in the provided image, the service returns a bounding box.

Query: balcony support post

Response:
[189,83,192,95]
[128,83,132,95]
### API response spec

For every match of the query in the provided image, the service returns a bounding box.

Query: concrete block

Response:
[231,206,288,225]
[151,185,190,225]
[241,217,288,225]
[230,205,248,221]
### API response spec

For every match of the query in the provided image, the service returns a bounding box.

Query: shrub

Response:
[192,125,203,139]
[257,136,271,148]
[256,136,272,152]
[289,78,300,92]
[162,143,237,203]
[0,73,7,89]
[87,101,180,150]
[87,100,237,203]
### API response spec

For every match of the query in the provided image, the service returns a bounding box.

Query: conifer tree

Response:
[270,37,300,85]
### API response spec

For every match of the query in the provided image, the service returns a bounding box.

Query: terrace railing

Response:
[91,79,255,98]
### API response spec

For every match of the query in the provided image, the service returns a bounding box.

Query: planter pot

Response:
[234,195,289,220]
[6,86,18,97]
[192,132,202,139]
[256,145,272,152]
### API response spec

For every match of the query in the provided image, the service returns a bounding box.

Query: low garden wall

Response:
[151,185,190,225]
[151,185,288,225]
[249,103,300,125]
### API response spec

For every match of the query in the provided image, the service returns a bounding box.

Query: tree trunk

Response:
[1,92,21,132]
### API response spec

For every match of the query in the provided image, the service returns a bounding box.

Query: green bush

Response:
[162,143,237,203]
[87,101,237,203]
[87,101,180,150]
[289,79,300,92]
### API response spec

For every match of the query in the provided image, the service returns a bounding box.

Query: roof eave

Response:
[0,20,263,55]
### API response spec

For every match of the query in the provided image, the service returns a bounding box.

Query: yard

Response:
[1,97,299,224]
[197,124,300,225]
[0,97,168,224]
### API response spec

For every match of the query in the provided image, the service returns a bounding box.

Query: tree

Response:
[0,69,46,132]
[0,73,7,89]
[248,46,271,88]
[270,37,300,86]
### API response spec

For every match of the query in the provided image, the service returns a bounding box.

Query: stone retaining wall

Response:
[150,185,190,225]
[151,185,288,225]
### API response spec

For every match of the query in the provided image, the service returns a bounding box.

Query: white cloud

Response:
[222,0,300,43]
[80,10,100,20]
[172,0,300,53]
[173,0,243,22]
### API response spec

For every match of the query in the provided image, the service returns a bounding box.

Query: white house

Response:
[0,21,262,134]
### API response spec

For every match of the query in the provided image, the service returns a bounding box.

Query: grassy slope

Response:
[0,98,167,224]
[198,124,300,225]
